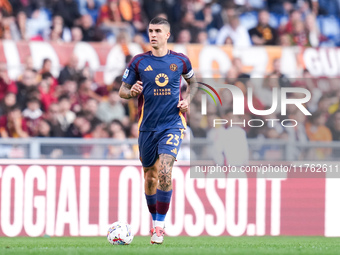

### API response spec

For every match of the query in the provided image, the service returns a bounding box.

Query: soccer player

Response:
[119,17,197,244]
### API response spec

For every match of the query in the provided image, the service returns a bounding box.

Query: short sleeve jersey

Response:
[122,50,194,131]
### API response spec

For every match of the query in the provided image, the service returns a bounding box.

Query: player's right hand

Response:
[130,81,143,97]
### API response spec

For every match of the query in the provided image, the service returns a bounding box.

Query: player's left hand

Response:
[177,99,189,113]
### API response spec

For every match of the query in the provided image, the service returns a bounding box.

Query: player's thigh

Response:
[138,131,159,168]
[158,128,184,159]
[158,153,176,172]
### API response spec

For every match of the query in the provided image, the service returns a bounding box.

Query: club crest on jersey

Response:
[170,64,178,71]
[123,69,129,79]
[155,73,169,87]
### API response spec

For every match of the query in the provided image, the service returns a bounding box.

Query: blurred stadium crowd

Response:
[0,0,339,45]
[0,55,141,158]
[0,0,340,160]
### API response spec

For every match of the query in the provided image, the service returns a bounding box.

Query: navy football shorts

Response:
[138,128,184,167]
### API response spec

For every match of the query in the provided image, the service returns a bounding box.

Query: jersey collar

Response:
[150,50,171,57]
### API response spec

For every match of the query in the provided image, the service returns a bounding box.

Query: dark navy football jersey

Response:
[122,50,194,131]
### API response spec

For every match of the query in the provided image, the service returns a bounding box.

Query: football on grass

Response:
[107,221,133,245]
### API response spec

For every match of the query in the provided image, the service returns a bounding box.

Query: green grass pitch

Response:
[1,236,340,255]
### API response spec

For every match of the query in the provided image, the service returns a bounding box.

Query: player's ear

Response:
[166,32,171,40]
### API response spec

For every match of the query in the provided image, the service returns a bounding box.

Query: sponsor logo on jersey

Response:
[171,148,177,155]
[155,73,169,87]
[170,64,178,71]
[154,88,171,96]
[123,69,129,78]
[144,65,153,71]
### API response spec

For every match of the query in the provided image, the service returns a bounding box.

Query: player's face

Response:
[148,24,170,49]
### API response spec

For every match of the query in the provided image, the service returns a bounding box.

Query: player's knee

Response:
[158,171,172,185]
[145,175,157,186]
[158,176,171,185]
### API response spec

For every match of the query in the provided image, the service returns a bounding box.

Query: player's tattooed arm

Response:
[184,74,198,104]
[119,82,133,99]
[177,74,197,113]
[119,81,143,99]
[158,154,175,191]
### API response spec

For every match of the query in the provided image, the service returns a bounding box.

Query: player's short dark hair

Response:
[149,17,170,29]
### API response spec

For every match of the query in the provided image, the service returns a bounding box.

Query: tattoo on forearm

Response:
[158,154,175,191]
[119,82,132,99]
[185,75,198,104]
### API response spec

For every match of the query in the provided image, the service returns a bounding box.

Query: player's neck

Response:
[151,47,169,57]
